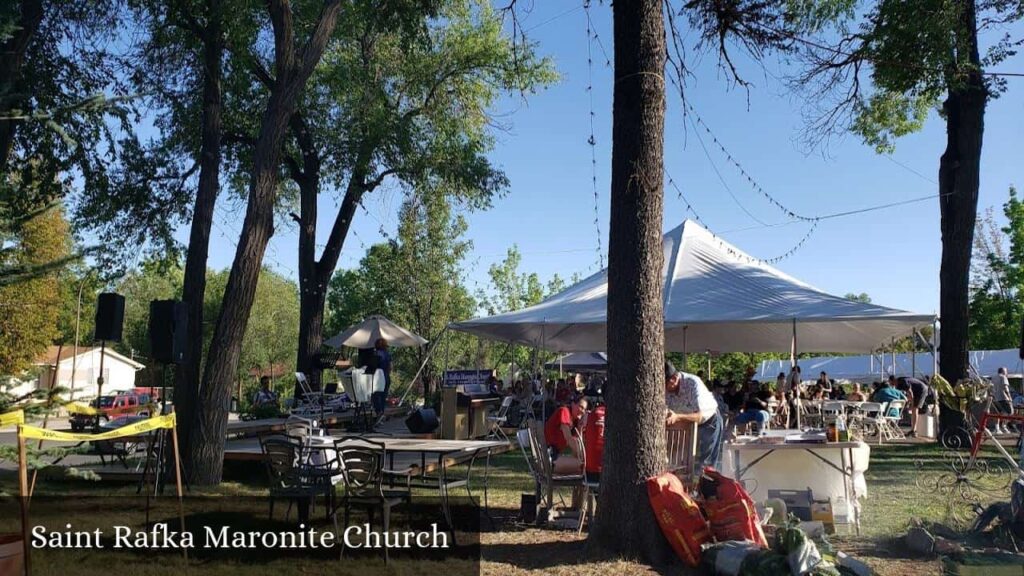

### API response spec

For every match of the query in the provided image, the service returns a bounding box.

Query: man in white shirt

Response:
[993,367,1013,434]
[665,361,722,470]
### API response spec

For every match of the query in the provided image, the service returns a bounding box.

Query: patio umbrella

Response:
[324,315,428,349]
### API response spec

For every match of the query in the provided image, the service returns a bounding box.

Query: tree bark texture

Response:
[174,0,223,473]
[191,0,342,485]
[291,114,367,397]
[937,0,987,441]
[589,0,672,563]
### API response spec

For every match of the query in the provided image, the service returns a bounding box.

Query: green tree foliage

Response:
[0,205,71,375]
[325,192,478,394]
[204,267,300,385]
[114,261,185,361]
[0,2,133,283]
[844,292,872,303]
[969,187,1024,350]
[479,245,546,315]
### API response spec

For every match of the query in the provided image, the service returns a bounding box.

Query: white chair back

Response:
[886,399,906,420]
[859,402,884,418]
[821,402,844,416]
[496,395,514,417]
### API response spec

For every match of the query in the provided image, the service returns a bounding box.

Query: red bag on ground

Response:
[647,472,713,567]
[699,467,768,548]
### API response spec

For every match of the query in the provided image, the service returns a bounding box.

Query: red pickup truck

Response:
[69,392,154,431]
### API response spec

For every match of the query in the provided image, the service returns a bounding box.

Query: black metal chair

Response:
[259,435,335,523]
[332,436,410,563]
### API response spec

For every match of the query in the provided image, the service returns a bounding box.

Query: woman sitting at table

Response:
[544,394,587,474]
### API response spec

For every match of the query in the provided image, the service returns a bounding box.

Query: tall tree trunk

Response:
[589,0,671,563]
[291,114,367,398]
[937,0,987,443]
[190,0,342,484]
[174,0,223,472]
[0,0,43,171]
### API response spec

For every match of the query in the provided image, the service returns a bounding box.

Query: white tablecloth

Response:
[721,438,870,522]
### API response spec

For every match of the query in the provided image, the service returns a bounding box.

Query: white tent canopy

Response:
[324,315,428,349]
[758,349,1024,382]
[452,220,934,353]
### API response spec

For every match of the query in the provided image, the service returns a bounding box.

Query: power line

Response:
[524,5,583,33]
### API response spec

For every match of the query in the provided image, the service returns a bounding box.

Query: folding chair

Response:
[821,401,845,426]
[526,423,584,522]
[882,399,907,441]
[486,396,514,442]
[666,423,699,484]
[852,401,888,445]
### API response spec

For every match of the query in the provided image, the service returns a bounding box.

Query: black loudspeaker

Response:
[405,408,439,434]
[148,300,188,364]
[94,292,125,342]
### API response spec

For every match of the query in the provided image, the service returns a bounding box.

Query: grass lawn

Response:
[0,440,1019,575]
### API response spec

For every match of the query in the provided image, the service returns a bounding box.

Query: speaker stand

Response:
[93,340,107,431]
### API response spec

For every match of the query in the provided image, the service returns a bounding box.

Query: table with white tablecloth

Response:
[721,432,870,535]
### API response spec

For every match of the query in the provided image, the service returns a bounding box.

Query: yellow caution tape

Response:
[0,409,25,427]
[65,402,99,415]
[19,413,176,442]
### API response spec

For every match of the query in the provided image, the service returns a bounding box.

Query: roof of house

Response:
[36,345,146,370]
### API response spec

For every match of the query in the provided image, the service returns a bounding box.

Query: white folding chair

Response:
[821,401,844,426]
[853,401,888,445]
[486,396,514,442]
[882,399,907,441]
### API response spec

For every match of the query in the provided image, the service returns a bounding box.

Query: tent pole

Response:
[682,326,688,371]
[706,349,712,380]
[911,329,917,377]
[891,337,896,377]
[791,318,800,430]
[932,319,939,379]
[790,319,797,369]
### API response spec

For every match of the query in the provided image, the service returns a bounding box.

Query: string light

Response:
[583,0,604,269]
[682,100,815,223]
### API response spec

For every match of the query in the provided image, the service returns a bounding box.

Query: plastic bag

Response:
[702,541,762,576]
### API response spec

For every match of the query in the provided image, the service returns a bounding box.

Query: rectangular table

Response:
[287,435,507,541]
[723,437,869,535]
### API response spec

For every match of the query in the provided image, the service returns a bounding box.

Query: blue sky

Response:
[193,2,1024,317]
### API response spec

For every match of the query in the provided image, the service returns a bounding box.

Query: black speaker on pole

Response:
[405,408,439,434]
[148,300,188,365]
[94,292,125,342]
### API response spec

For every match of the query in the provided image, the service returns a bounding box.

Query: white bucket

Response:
[915,414,936,438]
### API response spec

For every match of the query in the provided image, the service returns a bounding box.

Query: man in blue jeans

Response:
[665,361,723,471]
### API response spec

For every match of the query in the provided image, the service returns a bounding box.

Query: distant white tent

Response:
[544,352,608,372]
[757,348,1024,382]
[452,220,934,353]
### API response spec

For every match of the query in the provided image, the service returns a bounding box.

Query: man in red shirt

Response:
[544,394,587,474]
